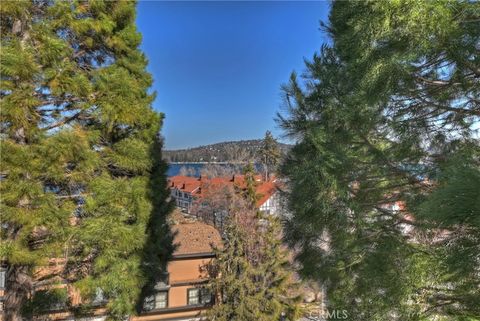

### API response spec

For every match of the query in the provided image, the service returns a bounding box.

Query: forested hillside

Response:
[164,139,290,163]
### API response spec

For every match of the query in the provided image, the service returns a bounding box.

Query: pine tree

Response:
[278,1,479,320]
[0,1,172,319]
[259,131,280,180]
[208,216,300,321]
[255,214,301,321]
[208,219,264,321]
[242,162,259,209]
[208,166,300,321]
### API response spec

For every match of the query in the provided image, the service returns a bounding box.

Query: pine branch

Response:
[44,112,84,130]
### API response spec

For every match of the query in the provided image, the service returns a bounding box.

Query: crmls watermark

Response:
[305,300,349,321]
[324,309,349,320]
[305,309,349,320]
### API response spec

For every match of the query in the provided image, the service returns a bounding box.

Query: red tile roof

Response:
[255,181,278,208]
[168,175,278,207]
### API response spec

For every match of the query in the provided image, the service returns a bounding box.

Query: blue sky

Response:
[136,1,330,149]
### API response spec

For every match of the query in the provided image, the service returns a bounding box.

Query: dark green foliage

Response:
[207,168,300,321]
[278,1,479,320]
[258,131,281,180]
[0,1,171,319]
[255,215,301,321]
[208,220,263,321]
[208,215,300,321]
[242,162,259,208]
[21,288,69,317]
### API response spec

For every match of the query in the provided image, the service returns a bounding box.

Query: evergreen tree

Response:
[242,162,259,209]
[259,131,280,180]
[255,214,301,321]
[208,219,264,321]
[278,1,479,320]
[0,1,172,319]
[208,166,300,321]
[208,215,299,321]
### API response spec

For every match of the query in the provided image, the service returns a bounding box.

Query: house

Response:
[0,215,222,321]
[135,216,222,321]
[255,180,281,215]
[168,176,203,213]
[168,175,281,216]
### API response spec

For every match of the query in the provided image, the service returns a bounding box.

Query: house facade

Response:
[135,218,221,321]
[0,217,221,321]
[168,175,281,217]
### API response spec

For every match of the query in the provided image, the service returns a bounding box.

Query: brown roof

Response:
[171,221,222,256]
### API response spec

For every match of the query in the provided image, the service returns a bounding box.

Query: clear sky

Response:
[136,1,330,150]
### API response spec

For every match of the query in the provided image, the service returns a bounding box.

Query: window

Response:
[0,267,6,289]
[143,291,168,311]
[155,291,168,309]
[188,288,212,305]
[187,288,199,305]
[144,295,155,311]
[200,288,212,304]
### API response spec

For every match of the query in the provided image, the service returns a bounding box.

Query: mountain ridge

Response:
[163,139,290,163]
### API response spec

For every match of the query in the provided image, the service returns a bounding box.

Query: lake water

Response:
[166,163,262,177]
[167,163,205,177]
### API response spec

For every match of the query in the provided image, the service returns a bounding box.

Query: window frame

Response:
[143,295,155,311]
[143,290,169,311]
[200,287,212,304]
[187,287,212,306]
[187,288,200,305]
[155,290,168,309]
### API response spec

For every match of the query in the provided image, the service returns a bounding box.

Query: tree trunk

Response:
[4,265,32,321]
[5,123,32,320]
